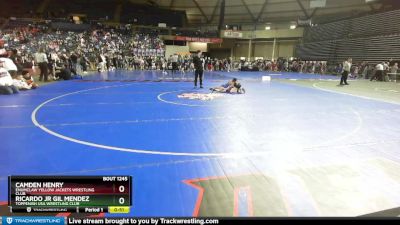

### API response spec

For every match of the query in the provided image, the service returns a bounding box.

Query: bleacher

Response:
[297,9,400,64]
[296,33,400,64]
[0,0,218,41]
[4,18,35,29]
[303,9,400,43]
[172,29,219,38]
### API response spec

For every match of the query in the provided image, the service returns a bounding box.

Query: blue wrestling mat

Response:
[1,70,400,217]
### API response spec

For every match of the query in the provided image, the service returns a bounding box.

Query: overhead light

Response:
[290,25,296,29]
[265,26,271,30]
[310,0,326,8]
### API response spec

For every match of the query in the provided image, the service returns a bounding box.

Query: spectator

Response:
[55,66,72,80]
[9,49,24,73]
[389,62,398,82]
[0,57,18,77]
[383,61,390,81]
[0,62,19,95]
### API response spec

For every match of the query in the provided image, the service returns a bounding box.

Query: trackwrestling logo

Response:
[2,217,65,225]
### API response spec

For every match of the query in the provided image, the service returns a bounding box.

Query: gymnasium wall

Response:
[208,28,302,60]
[233,43,252,59]
[188,42,208,53]
[252,42,276,59]
[209,39,298,60]
[165,45,190,57]
[276,41,297,58]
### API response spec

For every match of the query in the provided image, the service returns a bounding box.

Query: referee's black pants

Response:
[340,71,349,85]
[194,69,203,87]
[172,62,178,75]
[38,62,48,81]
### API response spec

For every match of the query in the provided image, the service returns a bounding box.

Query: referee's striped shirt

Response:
[34,52,48,63]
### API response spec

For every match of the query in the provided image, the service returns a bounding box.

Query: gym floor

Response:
[0,70,400,217]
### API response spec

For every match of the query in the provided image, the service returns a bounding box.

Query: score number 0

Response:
[118,185,125,205]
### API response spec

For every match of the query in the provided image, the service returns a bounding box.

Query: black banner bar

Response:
[11,206,109,213]
[65,217,400,225]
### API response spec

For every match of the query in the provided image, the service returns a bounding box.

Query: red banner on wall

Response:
[174,36,223,43]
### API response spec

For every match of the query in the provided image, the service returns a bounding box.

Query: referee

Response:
[171,53,179,78]
[34,47,49,82]
[192,50,204,88]
[340,58,352,85]
[370,62,384,81]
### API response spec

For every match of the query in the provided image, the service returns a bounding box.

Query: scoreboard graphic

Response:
[8,176,132,214]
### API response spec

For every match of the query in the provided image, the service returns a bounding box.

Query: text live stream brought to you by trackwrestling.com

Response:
[0,217,222,225]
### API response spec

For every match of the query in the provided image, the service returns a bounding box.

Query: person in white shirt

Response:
[171,53,179,77]
[370,62,384,81]
[0,61,19,95]
[0,48,6,56]
[161,58,167,75]
[34,47,49,81]
[0,57,18,77]
[13,75,32,90]
[97,53,107,72]
[139,58,145,70]
[340,58,352,85]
